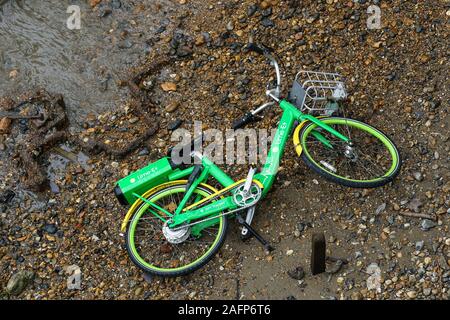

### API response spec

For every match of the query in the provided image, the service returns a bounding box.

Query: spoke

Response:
[303,120,395,181]
[357,150,388,177]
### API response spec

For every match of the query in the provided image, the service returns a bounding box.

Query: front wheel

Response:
[296,117,401,188]
[125,181,228,277]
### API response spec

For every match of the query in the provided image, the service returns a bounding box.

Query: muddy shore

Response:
[0,0,449,300]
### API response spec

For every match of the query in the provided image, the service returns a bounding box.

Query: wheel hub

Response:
[344,144,358,162]
[162,222,190,244]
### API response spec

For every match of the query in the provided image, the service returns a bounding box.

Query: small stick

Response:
[399,211,436,220]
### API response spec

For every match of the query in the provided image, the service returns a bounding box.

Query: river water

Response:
[0,0,175,122]
[0,0,177,193]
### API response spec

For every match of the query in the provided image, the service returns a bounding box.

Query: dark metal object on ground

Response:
[311,232,326,275]
[2,55,175,192]
[0,111,44,120]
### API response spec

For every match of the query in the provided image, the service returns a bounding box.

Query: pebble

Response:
[408,198,422,212]
[161,82,177,92]
[421,219,436,231]
[9,69,19,79]
[247,4,257,16]
[375,203,386,215]
[5,270,35,296]
[287,266,305,280]
[165,101,180,113]
[413,171,423,181]
[129,117,139,124]
[415,240,424,251]
[43,223,58,235]
[261,18,274,27]
[0,117,12,134]
[168,119,183,131]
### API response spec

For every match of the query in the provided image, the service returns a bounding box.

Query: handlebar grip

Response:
[232,112,255,130]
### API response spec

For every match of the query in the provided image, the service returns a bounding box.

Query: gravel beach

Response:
[0,0,449,300]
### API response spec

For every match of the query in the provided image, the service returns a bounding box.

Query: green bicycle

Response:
[114,44,401,277]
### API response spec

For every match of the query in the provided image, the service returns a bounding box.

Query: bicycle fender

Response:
[293,116,327,156]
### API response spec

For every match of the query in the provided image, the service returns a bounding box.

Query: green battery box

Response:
[114,157,175,206]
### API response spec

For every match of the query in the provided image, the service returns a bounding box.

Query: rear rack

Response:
[288,71,347,115]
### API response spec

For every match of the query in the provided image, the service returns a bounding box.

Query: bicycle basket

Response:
[288,71,347,115]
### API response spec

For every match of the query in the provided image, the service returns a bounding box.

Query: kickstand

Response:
[236,214,274,253]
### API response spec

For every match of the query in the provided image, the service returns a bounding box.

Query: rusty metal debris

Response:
[0,52,178,192]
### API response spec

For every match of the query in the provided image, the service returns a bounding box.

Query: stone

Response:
[260,1,271,9]
[195,35,205,46]
[247,4,257,16]
[9,69,19,79]
[165,101,180,113]
[413,171,423,181]
[375,203,386,215]
[43,223,58,235]
[408,198,422,213]
[287,266,305,280]
[261,18,274,27]
[168,119,183,131]
[415,240,424,251]
[0,117,12,134]
[89,0,102,7]
[5,270,35,296]
[161,82,177,92]
[129,117,139,124]
[0,190,15,204]
[421,219,436,231]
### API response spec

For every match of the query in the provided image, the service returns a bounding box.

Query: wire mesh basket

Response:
[288,71,347,115]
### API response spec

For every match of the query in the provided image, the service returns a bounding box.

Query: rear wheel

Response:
[125,181,227,277]
[297,117,401,188]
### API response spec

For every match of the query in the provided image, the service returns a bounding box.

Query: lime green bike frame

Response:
[139,99,350,232]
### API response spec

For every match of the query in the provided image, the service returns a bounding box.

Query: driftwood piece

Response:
[399,211,436,220]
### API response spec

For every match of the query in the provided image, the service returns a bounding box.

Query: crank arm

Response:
[241,206,256,239]
[243,167,256,193]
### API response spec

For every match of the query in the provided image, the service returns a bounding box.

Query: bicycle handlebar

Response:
[231,44,282,130]
[232,112,256,130]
